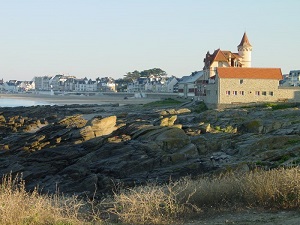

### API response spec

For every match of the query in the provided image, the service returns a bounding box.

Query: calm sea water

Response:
[0,98,50,107]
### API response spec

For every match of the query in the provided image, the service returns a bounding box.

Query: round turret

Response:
[237,32,252,67]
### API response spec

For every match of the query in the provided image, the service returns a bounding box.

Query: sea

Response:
[0,98,50,107]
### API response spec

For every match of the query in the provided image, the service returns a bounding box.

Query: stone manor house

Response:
[178,33,300,108]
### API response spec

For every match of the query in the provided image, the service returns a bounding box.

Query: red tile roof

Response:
[217,67,283,80]
[204,49,243,69]
[213,49,228,62]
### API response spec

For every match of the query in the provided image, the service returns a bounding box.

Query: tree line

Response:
[124,68,167,82]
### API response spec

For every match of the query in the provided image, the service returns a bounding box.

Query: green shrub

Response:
[265,103,296,110]
[143,98,182,107]
[193,101,208,113]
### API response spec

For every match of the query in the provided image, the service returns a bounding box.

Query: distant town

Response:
[0,68,179,94]
[1,69,299,94]
[1,33,300,109]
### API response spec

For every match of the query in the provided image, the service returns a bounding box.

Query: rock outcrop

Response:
[0,102,299,198]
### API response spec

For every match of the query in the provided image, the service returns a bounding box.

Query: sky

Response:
[0,0,299,81]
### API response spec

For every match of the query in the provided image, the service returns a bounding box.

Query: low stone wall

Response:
[277,87,300,102]
[104,92,178,99]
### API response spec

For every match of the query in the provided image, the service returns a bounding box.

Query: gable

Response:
[213,50,228,62]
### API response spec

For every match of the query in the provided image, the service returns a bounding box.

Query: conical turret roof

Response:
[238,32,252,47]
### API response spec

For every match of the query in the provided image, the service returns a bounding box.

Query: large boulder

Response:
[133,126,191,152]
[58,115,87,128]
[79,116,118,141]
[160,115,177,127]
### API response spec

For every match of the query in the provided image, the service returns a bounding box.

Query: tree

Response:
[140,68,167,77]
[115,78,129,92]
[124,68,167,80]
[124,70,140,82]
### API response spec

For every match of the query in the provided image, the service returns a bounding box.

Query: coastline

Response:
[0,93,159,106]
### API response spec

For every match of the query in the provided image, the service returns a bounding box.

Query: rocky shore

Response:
[0,100,300,198]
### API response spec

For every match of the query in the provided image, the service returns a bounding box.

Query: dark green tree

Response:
[140,68,167,77]
[124,70,140,81]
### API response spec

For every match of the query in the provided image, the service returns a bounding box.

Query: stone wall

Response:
[277,87,300,102]
[219,78,280,104]
[202,79,300,109]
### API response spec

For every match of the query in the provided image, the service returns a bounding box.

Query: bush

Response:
[193,101,208,113]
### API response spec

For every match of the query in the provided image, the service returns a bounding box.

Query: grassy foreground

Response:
[2,167,300,224]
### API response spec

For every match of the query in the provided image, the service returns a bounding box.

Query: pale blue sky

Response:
[0,0,299,81]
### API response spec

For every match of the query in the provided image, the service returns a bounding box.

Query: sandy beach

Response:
[0,93,159,106]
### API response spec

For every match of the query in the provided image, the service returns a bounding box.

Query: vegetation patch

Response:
[286,139,300,145]
[143,98,183,107]
[109,167,300,224]
[265,103,298,110]
[192,101,208,113]
[0,174,92,225]
[278,154,293,164]
[213,125,237,133]
[110,181,196,225]
[3,167,300,224]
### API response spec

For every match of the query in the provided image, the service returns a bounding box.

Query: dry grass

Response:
[110,167,300,224]
[110,180,199,225]
[180,167,300,210]
[0,173,100,225]
[2,167,300,225]
[243,167,300,208]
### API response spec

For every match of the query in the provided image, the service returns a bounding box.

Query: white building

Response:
[162,76,178,93]
[178,71,203,98]
[34,76,51,91]
[3,80,18,93]
[74,78,97,92]
[288,70,300,86]
[17,81,35,92]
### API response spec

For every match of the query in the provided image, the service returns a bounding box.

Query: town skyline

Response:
[1,0,299,81]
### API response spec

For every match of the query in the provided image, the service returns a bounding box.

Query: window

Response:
[262,91,267,96]
[233,91,237,95]
[239,91,244,95]
[240,79,244,84]
[226,91,230,95]
[255,91,260,96]
[269,91,274,96]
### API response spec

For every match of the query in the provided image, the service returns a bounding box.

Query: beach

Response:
[0,93,160,106]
